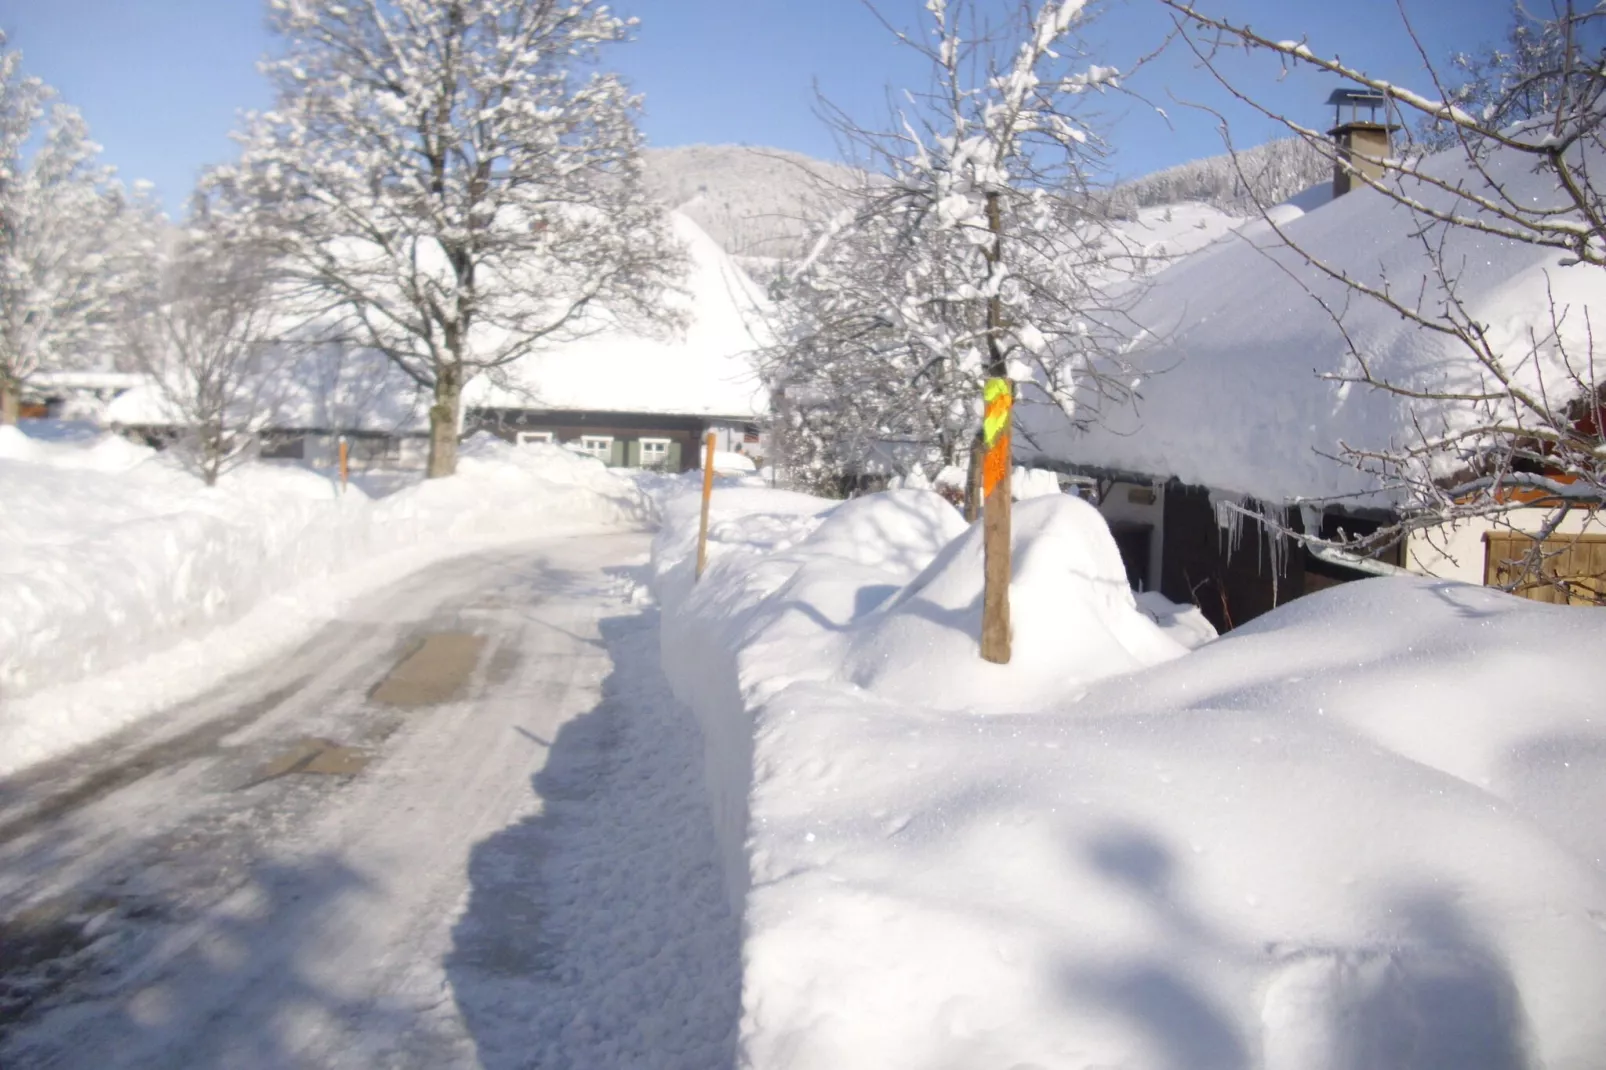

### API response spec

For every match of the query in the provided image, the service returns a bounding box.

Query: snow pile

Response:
[844,495,1187,711]
[0,423,153,471]
[384,432,650,539]
[0,427,649,771]
[1134,589,1219,650]
[653,487,1193,906]
[650,481,1606,1070]
[1011,465,1061,500]
[710,449,756,474]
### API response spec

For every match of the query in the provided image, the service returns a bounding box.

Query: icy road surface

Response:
[0,533,740,1068]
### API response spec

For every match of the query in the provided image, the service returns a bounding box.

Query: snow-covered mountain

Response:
[642,139,1334,284]
[641,145,856,278]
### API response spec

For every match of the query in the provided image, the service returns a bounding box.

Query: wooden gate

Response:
[1484,531,1606,605]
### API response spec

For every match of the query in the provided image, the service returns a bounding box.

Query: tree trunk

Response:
[0,377,19,425]
[426,366,462,478]
[980,453,1012,664]
[202,421,222,487]
[980,191,1012,664]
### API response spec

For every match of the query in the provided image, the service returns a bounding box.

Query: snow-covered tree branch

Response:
[1160,0,1606,602]
[211,0,683,477]
[0,32,160,423]
[767,0,1141,504]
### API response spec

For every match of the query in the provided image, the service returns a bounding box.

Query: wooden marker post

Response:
[338,435,349,494]
[695,431,717,580]
[980,378,1013,663]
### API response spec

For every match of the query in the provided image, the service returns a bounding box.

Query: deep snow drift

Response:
[651,481,1606,1070]
[0,426,650,773]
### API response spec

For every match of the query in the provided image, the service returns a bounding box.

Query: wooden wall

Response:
[1159,483,1305,633]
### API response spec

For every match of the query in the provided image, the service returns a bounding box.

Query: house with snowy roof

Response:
[1019,104,1604,632]
[20,371,145,422]
[464,213,771,471]
[104,344,431,468]
[106,213,770,473]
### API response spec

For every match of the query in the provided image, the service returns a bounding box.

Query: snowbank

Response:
[650,481,1606,1070]
[652,487,1195,906]
[0,427,649,772]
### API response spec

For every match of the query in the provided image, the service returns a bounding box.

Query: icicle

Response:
[1208,489,1248,557]
[1265,517,1288,605]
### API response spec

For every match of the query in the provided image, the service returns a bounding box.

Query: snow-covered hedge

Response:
[0,427,649,771]
[651,481,1606,1070]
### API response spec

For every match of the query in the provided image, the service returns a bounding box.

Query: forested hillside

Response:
[1108,137,1331,217]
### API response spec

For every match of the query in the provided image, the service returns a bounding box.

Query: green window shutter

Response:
[627,440,641,467]
[610,439,625,467]
[667,440,683,471]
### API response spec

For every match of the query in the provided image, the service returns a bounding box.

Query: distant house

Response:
[1020,99,1604,631]
[104,346,431,470]
[464,213,771,472]
[20,371,145,422]
[101,213,770,474]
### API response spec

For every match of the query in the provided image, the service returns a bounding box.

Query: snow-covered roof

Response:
[27,371,147,394]
[104,347,428,434]
[1099,201,1246,281]
[1021,143,1603,505]
[102,213,770,433]
[466,213,772,419]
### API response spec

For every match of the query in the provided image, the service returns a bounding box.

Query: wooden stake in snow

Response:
[695,431,717,581]
[980,377,1013,664]
[338,435,349,494]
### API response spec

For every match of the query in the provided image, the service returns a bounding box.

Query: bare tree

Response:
[212,0,683,478]
[1158,0,1606,601]
[128,220,283,486]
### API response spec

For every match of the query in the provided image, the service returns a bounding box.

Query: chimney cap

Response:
[1325,87,1389,107]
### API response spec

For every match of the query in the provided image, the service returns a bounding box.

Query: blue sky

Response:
[0,0,1518,215]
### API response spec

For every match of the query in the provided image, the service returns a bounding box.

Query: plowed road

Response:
[0,534,739,1069]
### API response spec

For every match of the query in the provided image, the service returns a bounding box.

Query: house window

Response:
[260,434,307,460]
[578,435,613,462]
[639,438,670,468]
[516,430,553,445]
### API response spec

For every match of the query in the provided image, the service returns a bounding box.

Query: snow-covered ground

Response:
[9,415,1606,1070]
[652,481,1606,1070]
[0,423,650,774]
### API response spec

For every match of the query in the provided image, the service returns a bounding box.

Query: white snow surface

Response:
[651,481,1606,1070]
[466,213,772,419]
[1023,142,1606,504]
[651,487,1189,907]
[0,425,650,773]
[1012,465,1063,500]
[711,449,757,473]
[1102,201,1245,278]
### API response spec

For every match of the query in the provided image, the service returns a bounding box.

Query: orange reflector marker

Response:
[981,377,1012,501]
